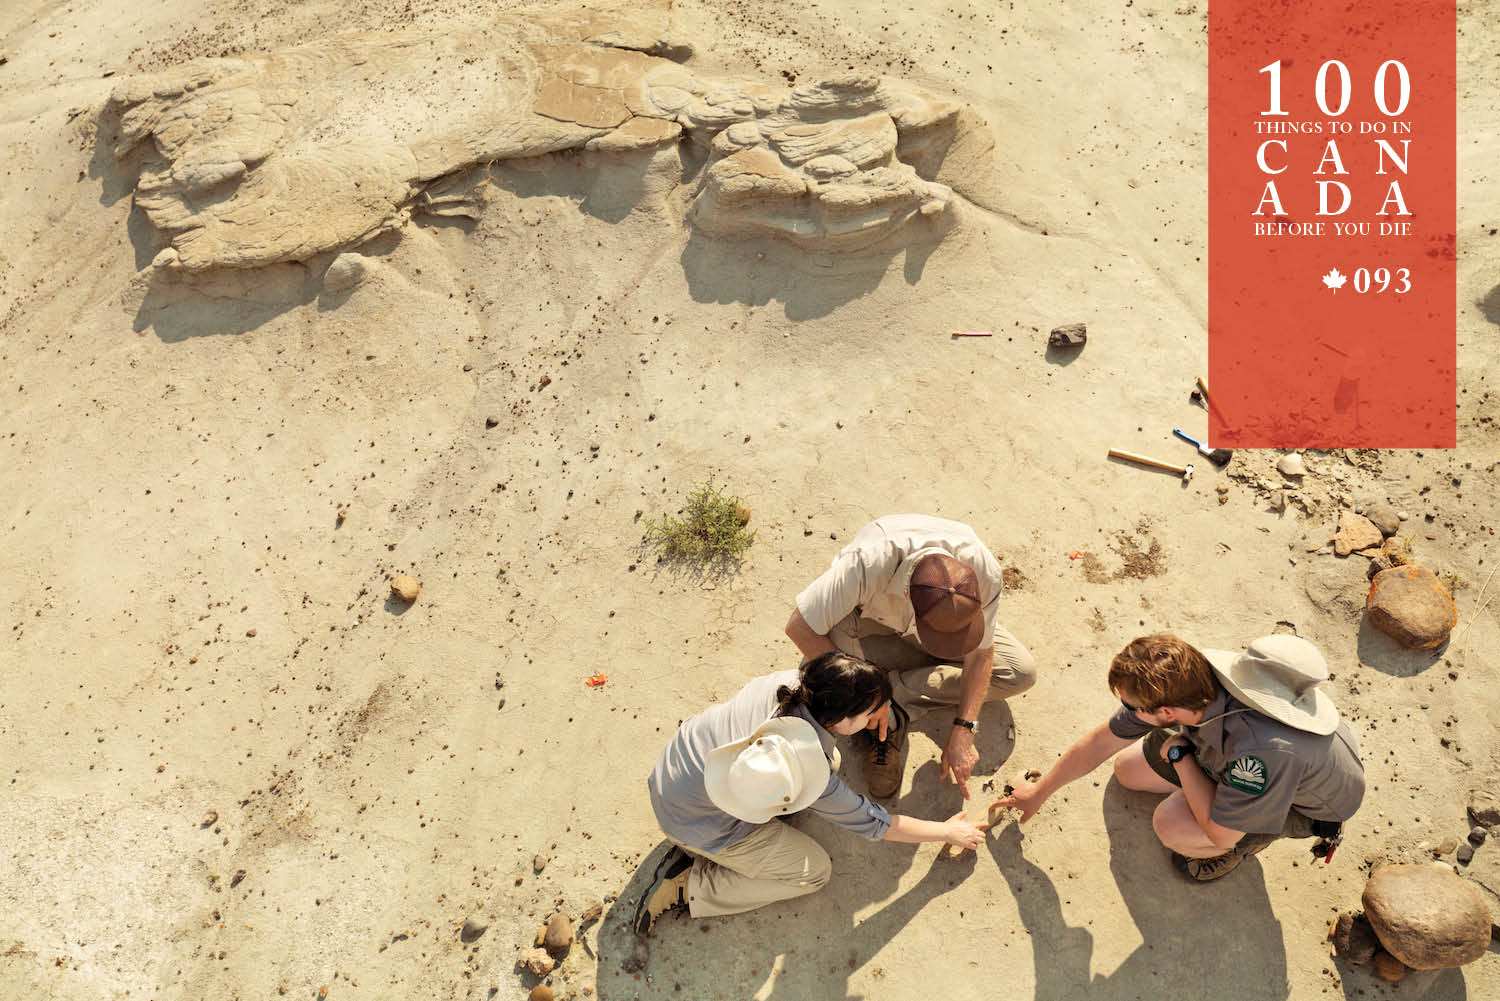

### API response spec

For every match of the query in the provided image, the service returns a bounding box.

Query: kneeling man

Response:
[993,633,1363,881]
[786,514,1037,799]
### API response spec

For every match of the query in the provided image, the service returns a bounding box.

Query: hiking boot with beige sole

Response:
[1173,840,1268,882]
[864,701,910,799]
[633,846,692,935]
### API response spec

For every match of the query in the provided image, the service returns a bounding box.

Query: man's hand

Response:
[939,726,980,799]
[1159,734,1191,763]
[990,779,1048,823]
[864,701,892,742]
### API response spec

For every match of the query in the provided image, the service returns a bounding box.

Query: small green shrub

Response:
[643,479,755,566]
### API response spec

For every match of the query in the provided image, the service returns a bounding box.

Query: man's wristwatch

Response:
[952,717,978,734]
[1167,743,1193,765]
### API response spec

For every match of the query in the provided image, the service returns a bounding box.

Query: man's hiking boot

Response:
[633,846,692,935]
[864,701,910,799]
[1173,839,1269,882]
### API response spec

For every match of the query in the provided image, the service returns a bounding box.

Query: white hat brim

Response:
[703,717,830,824]
[1205,647,1340,735]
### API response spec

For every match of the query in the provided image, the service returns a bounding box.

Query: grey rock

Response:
[323,253,369,292]
[1047,323,1086,348]
[1362,863,1492,969]
[1366,565,1458,649]
[1470,826,1488,846]
[1365,503,1401,536]
[1457,843,1475,865]
[532,853,548,874]
[460,915,487,942]
[1331,910,1380,965]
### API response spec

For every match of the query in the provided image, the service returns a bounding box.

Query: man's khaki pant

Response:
[667,821,832,918]
[827,613,1037,706]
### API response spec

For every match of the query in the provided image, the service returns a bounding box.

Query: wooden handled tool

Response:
[1108,448,1194,482]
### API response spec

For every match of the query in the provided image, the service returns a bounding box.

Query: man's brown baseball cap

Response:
[909,554,985,660]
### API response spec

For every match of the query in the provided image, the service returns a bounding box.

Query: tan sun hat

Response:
[1203,634,1340,735]
[703,717,830,824]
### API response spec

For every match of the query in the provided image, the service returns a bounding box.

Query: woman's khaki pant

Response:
[668,821,832,918]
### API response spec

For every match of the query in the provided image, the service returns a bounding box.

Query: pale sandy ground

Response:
[2,1,1499,999]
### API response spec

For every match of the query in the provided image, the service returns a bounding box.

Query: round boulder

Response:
[1362,863,1492,970]
[1366,565,1457,648]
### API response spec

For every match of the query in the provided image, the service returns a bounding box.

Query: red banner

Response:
[1209,1,1456,447]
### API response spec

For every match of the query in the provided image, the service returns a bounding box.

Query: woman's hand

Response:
[943,811,989,852]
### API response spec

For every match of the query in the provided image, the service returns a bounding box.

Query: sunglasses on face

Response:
[1120,697,1153,714]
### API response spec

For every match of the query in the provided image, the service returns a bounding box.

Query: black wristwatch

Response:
[1167,743,1193,765]
[952,717,978,734]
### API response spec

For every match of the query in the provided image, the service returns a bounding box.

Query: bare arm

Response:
[1164,744,1244,851]
[882,811,987,852]
[939,645,994,798]
[784,608,837,661]
[991,721,1134,822]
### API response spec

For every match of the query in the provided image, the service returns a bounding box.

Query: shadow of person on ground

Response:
[988,779,1291,1001]
[593,760,984,1001]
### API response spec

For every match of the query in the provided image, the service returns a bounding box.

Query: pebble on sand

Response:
[460,915,487,942]
[390,574,421,603]
[543,912,573,954]
[1363,503,1401,537]
[529,987,554,1001]
[1047,323,1086,349]
[322,252,368,292]
[523,947,555,977]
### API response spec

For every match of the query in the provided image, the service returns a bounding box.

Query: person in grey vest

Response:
[786,514,1037,800]
[991,633,1364,881]
[637,651,989,934]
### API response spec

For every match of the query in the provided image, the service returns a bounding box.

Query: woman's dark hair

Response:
[775,651,892,727]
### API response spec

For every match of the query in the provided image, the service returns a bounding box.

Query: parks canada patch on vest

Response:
[1226,756,1268,796]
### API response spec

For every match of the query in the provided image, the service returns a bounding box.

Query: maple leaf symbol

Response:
[1321,267,1348,292]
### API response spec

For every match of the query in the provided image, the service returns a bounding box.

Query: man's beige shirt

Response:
[795,514,1003,650]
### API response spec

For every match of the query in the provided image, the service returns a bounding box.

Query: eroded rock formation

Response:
[104,4,971,272]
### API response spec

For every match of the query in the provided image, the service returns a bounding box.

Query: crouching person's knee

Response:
[990,645,1038,700]
[803,842,833,892]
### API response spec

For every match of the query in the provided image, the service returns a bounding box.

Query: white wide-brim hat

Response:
[703,716,830,824]
[1204,634,1340,735]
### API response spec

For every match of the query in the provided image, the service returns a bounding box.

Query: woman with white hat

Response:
[637,650,989,934]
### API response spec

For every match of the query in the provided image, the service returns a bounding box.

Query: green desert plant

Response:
[643,478,755,567]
